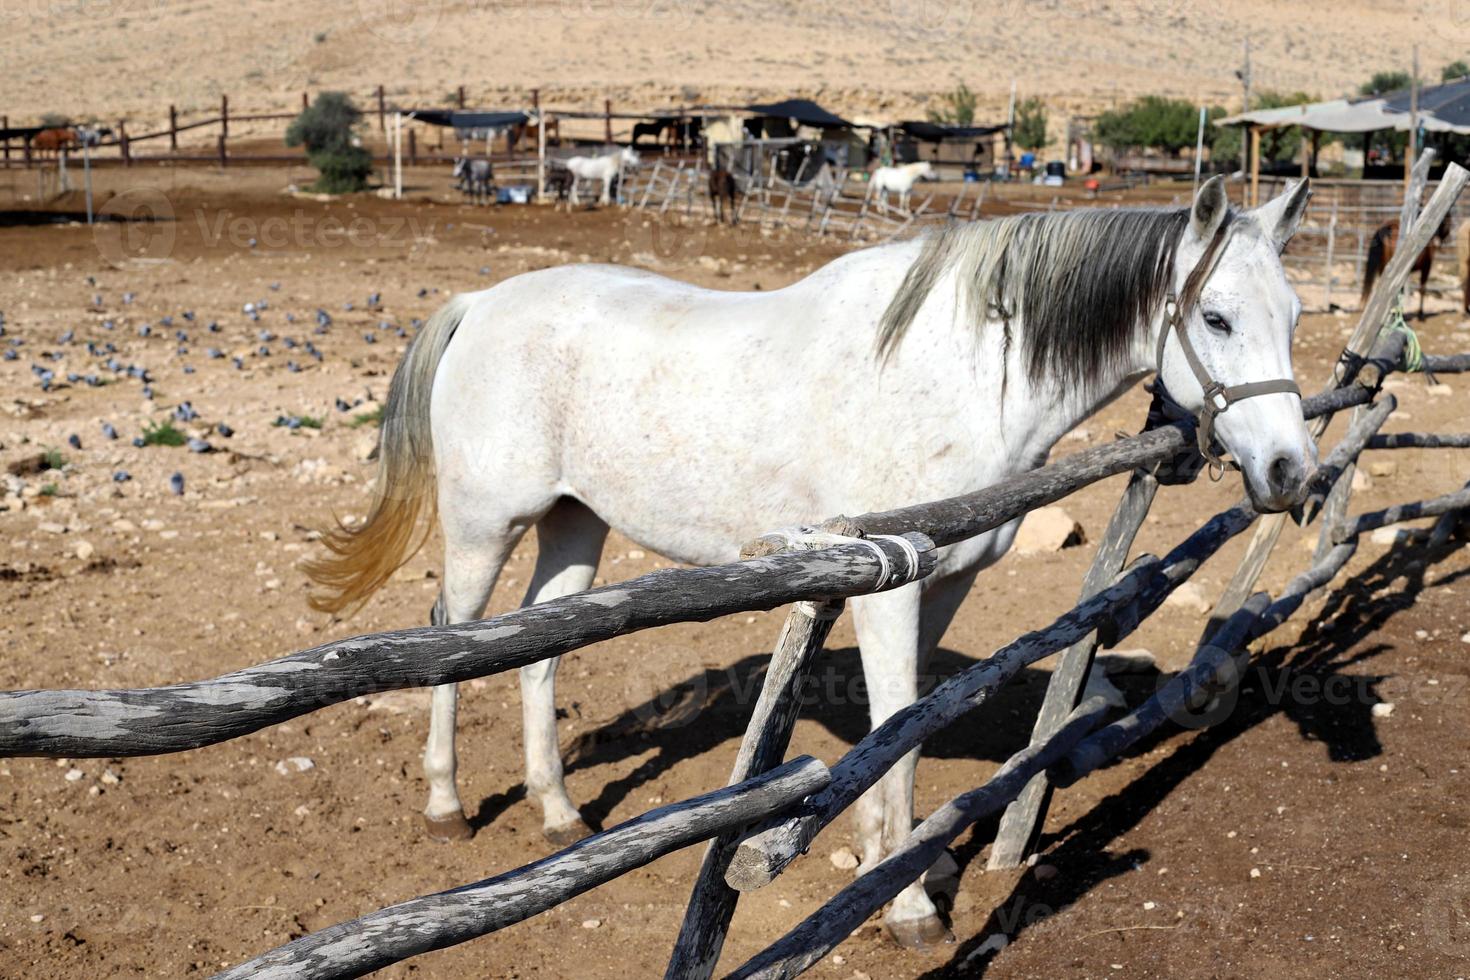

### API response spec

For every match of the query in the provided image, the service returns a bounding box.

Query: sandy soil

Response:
[2,167,1470,978]
[8,1,1470,139]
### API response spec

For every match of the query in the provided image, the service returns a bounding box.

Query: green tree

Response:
[1013,97,1048,152]
[1359,70,1411,97]
[1442,60,1470,82]
[285,92,373,193]
[1093,95,1202,154]
[927,82,976,126]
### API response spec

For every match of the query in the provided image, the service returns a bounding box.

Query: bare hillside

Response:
[6,0,1469,130]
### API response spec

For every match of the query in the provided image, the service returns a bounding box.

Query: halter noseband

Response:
[1156,219,1301,477]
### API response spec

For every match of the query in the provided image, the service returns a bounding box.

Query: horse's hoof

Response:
[885,913,954,949]
[543,818,593,848]
[422,811,474,842]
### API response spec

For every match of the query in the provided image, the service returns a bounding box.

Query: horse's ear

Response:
[1189,175,1230,243]
[1257,178,1311,251]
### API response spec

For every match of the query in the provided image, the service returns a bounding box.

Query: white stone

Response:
[1368,460,1397,478]
[1013,506,1085,554]
[829,846,860,870]
[74,540,95,562]
[64,767,84,782]
[274,756,315,775]
[1350,468,1373,492]
[581,918,601,929]
[1371,702,1394,718]
[1164,582,1212,615]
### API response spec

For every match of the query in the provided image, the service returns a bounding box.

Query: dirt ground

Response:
[2,165,1470,979]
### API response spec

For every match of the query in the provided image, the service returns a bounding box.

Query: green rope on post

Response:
[1382,295,1426,373]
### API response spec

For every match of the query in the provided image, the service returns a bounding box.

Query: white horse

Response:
[305,177,1314,946]
[869,160,935,214]
[563,146,640,206]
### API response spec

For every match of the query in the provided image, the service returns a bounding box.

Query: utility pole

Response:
[1234,38,1252,175]
[1407,44,1420,189]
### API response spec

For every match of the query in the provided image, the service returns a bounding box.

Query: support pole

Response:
[377,84,386,133]
[393,111,403,200]
[1249,126,1261,206]
[664,597,845,980]
[605,98,614,145]
[221,94,229,141]
[988,468,1159,869]
[169,104,178,151]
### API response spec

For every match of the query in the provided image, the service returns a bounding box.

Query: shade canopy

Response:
[407,110,529,130]
[1216,76,1470,135]
[898,120,1008,142]
[745,99,854,129]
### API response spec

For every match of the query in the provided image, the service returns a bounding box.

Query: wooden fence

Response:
[1,161,1468,980]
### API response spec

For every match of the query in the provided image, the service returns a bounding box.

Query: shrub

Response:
[1013,97,1048,153]
[927,82,977,127]
[349,404,384,428]
[285,92,373,194]
[141,420,186,447]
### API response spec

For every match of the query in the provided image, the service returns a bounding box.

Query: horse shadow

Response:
[925,525,1469,977]
[469,643,1054,833]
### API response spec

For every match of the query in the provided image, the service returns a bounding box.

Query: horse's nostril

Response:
[1267,454,1301,496]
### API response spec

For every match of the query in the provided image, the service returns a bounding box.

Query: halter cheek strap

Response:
[1157,221,1302,477]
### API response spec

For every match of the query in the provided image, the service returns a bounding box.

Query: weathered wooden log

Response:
[1331,485,1470,544]
[1054,593,1271,784]
[724,393,1393,892]
[0,535,934,759]
[987,468,1158,870]
[725,699,1112,980]
[213,756,829,980]
[2,384,1369,760]
[1367,432,1470,449]
[855,383,1373,550]
[1422,353,1470,374]
[666,594,844,980]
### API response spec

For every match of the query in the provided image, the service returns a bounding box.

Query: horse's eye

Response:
[1203,311,1232,335]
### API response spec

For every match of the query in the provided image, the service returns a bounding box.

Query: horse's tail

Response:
[1362,223,1392,301]
[303,293,472,615]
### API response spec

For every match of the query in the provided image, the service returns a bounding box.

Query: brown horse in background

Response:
[1362,214,1453,319]
[709,167,739,224]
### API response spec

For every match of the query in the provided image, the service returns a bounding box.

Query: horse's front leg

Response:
[851,583,949,947]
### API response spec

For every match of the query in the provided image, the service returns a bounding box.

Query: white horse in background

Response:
[305,177,1314,947]
[868,160,935,214]
[563,146,640,206]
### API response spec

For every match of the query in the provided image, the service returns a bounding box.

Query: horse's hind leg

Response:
[423,530,521,841]
[519,497,609,845]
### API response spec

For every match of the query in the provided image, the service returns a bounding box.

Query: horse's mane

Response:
[877,205,1213,392]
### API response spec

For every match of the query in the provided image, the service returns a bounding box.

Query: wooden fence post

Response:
[377,84,386,133]
[118,121,129,167]
[217,133,227,169]
[221,94,229,141]
[605,98,613,144]
[456,85,465,109]
[2,115,9,169]
[169,104,178,151]
[1323,192,1338,310]
[408,128,417,166]
[666,525,936,980]
[665,598,844,980]
[988,468,1159,869]
[302,91,310,110]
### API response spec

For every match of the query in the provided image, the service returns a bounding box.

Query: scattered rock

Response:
[37,521,66,535]
[73,540,95,562]
[1351,468,1373,492]
[1371,702,1395,719]
[581,918,601,929]
[1427,383,1453,397]
[1014,507,1085,554]
[274,756,315,775]
[829,846,860,871]
[1368,460,1397,478]
[100,768,121,785]
[64,767,84,782]
[1164,582,1211,614]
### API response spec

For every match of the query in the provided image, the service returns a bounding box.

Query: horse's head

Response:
[916,161,936,180]
[1156,176,1316,513]
[451,157,466,178]
[620,146,641,168]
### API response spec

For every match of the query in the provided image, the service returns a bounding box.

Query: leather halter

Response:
[1156,218,1301,476]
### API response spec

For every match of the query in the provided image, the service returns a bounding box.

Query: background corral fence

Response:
[2,159,1469,980]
